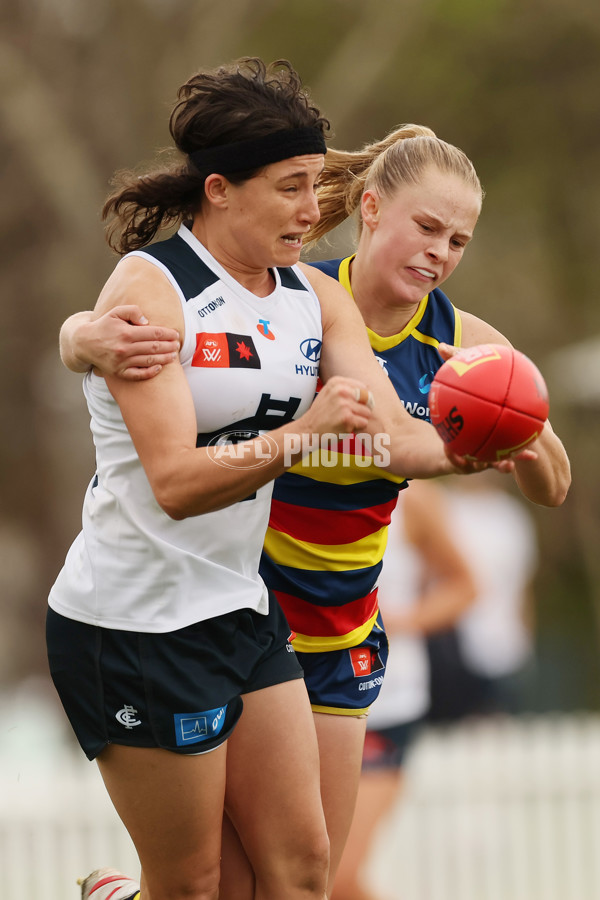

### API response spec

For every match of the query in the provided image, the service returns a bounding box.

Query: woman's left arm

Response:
[301,264,491,481]
[456,310,571,507]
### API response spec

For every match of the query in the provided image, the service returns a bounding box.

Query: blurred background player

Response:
[426,470,539,722]
[330,477,477,900]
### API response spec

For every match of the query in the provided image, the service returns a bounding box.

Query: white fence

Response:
[364,713,600,900]
[2,713,600,899]
[0,755,139,898]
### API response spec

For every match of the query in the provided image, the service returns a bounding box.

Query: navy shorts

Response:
[296,612,389,716]
[362,719,423,771]
[46,599,303,760]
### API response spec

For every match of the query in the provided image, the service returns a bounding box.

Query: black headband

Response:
[189,127,327,175]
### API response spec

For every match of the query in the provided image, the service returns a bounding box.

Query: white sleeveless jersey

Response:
[49,225,323,632]
[448,486,537,677]
[367,495,430,729]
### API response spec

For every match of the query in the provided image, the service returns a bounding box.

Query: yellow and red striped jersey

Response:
[260,256,461,652]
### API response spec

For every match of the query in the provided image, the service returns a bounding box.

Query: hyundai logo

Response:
[300,338,322,362]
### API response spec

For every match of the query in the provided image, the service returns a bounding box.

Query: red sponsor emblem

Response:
[193,333,229,367]
[236,340,253,360]
[349,647,372,677]
[192,332,261,369]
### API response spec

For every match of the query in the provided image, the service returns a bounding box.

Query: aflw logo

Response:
[349,647,372,677]
[202,339,221,363]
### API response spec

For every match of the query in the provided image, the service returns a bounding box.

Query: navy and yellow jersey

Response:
[313,257,462,418]
[260,255,462,653]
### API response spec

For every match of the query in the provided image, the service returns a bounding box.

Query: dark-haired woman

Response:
[49,59,472,900]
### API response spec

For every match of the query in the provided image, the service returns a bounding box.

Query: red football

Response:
[429,344,549,461]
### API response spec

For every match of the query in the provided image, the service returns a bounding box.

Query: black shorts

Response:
[46,599,303,760]
[362,719,423,771]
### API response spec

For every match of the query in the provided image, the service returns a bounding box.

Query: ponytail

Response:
[307,124,482,246]
[102,162,204,255]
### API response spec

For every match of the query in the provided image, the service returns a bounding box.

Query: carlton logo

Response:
[115,704,141,729]
[192,332,261,369]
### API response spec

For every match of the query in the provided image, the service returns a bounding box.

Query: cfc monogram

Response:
[115,704,141,729]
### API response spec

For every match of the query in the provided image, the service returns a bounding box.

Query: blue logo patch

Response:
[419,371,435,394]
[174,705,227,746]
[300,338,322,362]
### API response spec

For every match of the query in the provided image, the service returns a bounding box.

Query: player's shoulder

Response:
[457,308,511,348]
[308,258,344,281]
[95,249,181,327]
[297,260,344,295]
[101,253,174,304]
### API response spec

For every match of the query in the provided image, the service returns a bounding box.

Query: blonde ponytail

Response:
[307,124,481,246]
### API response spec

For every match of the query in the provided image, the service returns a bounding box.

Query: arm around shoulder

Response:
[98,259,395,519]
[60,311,95,373]
[58,263,181,380]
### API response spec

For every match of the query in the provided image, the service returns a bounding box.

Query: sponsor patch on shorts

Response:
[349,647,372,677]
[349,647,385,678]
[174,706,227,746]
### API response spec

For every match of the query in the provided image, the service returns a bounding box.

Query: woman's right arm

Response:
[89,257,377,520]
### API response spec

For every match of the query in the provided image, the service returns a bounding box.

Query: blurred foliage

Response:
[1,0,598,706]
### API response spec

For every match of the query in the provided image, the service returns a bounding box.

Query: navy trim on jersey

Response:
[277,267,306,290]
[142,233,220,300]
[142,236,310,301]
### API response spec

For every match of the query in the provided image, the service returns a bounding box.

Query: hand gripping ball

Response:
[429,344,550,461]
